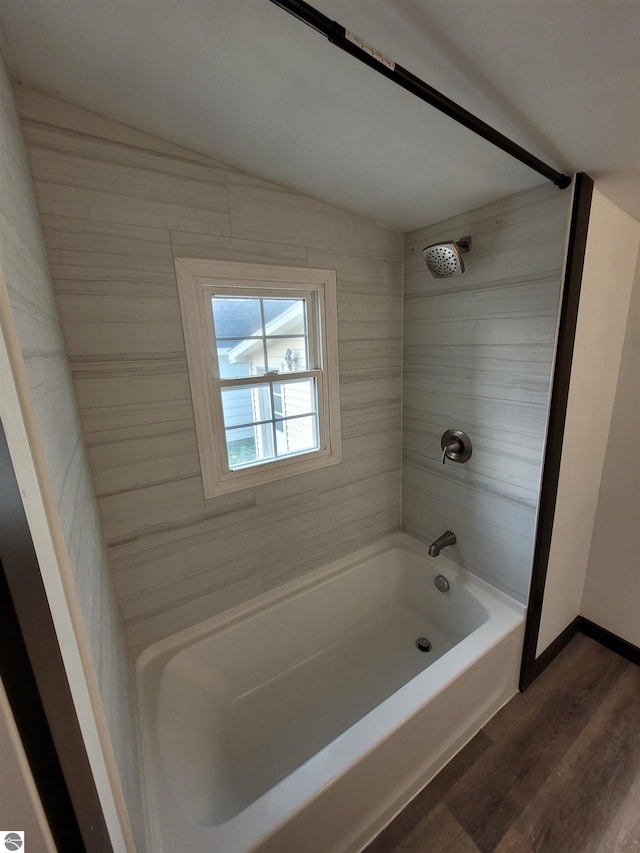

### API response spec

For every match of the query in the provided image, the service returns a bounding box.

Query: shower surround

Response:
[403,185,572,601]
[17,86,403,651]
[14,81,574,852]
[17,83,572,649]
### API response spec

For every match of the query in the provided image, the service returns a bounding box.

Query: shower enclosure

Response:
[403,182,573,604]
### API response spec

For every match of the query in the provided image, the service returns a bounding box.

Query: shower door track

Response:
[268,0,572,190]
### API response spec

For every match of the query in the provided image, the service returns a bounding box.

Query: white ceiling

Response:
[1,0,638,231]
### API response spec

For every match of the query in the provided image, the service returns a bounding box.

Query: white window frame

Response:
[174,258,341,497]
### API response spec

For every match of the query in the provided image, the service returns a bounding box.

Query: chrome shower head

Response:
[422,237,471,278]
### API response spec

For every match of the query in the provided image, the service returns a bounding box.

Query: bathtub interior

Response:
[143,540,492,828]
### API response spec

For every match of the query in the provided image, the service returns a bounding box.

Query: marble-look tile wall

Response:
[16,87,403,651]
[403,185,572,601]
[0,69,142,846]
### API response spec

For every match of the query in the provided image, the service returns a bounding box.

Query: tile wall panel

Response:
[17,87,403,651]
[402,184,571,602]
[1,71,142,846]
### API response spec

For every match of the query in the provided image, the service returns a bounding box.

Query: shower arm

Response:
[268,0,572,191]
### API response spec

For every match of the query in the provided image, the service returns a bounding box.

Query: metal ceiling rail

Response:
[268,0,572,190]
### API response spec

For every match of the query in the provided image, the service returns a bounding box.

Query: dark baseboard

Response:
[529,616,582,684]
[525,616,640,689]
[578,618,640,667]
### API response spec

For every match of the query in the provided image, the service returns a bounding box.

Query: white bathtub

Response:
[136,532,524,852]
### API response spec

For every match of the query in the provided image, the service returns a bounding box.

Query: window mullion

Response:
[268,380,277,457]
[259,299,268,375]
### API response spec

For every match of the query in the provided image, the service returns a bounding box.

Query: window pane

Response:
[273,382,284,421]
[226,423,276,469]
[212,297,262,338]
[273,377,317,421]
[212,297,310,377]
[265,337,308,374]
[225,428,258,468]
[221,384,272,428]
[221,377,319,468]
[217,339,263,379]
[276,415,319,457]
[262,299,305,334]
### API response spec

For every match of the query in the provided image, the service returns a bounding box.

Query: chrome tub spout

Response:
[428,531,457,557]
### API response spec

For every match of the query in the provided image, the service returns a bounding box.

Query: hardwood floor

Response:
[364,634,640,853]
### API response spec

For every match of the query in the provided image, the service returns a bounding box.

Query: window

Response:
[174,259,341,497]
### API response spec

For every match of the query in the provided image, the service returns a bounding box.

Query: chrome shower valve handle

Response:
[441,437,461,465]
[440,429,472,464]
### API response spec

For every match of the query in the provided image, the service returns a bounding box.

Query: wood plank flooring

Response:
[364,634,640,853]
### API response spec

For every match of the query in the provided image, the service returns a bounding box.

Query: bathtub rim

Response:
[135,531,525,852]
[134,531,522,673]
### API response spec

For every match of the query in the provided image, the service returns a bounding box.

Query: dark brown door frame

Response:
[519,172,594,689]
[0,420,112,851]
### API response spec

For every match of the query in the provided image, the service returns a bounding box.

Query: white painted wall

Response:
[536,190,640,655]
[581,255,640,645]
[0,678,56,853]
[0,56,142,849]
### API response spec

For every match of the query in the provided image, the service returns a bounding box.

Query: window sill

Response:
[202,449,342,498]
